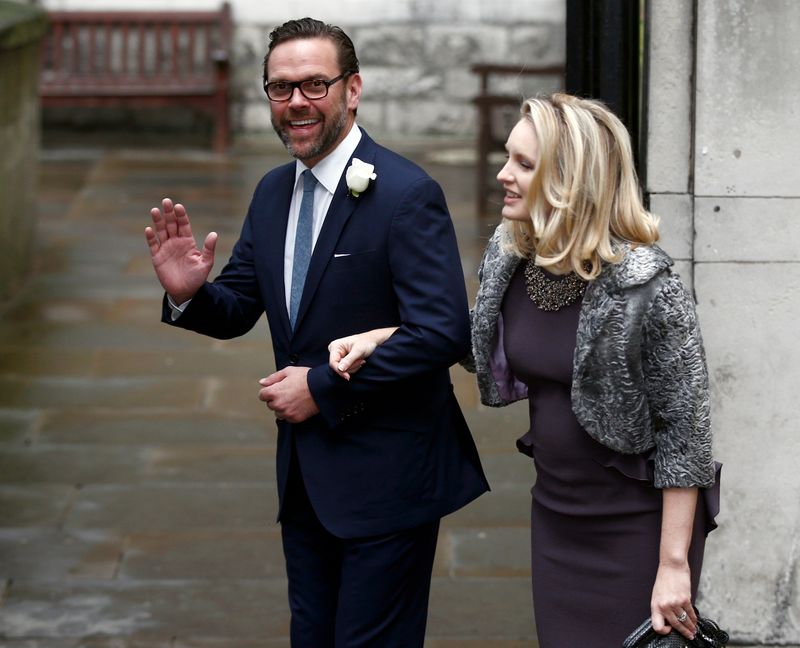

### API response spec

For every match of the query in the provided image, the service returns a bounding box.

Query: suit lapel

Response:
[260,164,295,340]
[292,133,378,333]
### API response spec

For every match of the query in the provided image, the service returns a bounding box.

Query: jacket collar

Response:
[594,243,673,293]
[574,243,672,380]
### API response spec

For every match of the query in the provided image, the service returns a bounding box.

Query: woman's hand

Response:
[650,561,697,640]
[328,327,398,380]
[650,487,700,640]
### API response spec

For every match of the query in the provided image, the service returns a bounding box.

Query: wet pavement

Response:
[0,135,535,647]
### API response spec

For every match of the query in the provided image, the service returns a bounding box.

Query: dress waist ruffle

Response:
[517,429,721,536]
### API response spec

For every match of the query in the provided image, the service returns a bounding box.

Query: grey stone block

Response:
[649,193,693,261]
[356,66,442,100]
[695,261,800,642]
[426,25,507,69]
[695,197,800,263]
[385,99,477,137]
[671,260,693,291]
[646,0,693,194]
[694,0,800,197]
[355,27,426,67]
[508,23,565,66]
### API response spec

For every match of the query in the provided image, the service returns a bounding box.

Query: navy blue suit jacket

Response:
[164,130,488,538]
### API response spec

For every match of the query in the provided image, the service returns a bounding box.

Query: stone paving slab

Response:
[442,484,531,528]
[0,350,95,378]
[0,485,76,527]
[0,445,275,485]
[63,484,277,531]
[0,580,290,640]
[35,411,274,447]
[0,446,150,485]
[0,410,39,444]
[0,639,539,648]
[0,580,535,642]
[0,529,122,581]
[459,400,531,450]
[21,275,164,303]
[118,529,284,580]
[0,377,207,410]
[0,321,204,353]
[91,347,272,379]
[427,577,535,639]
[436,527,531,578]
[0,578,535,644]
[479,450,536,486]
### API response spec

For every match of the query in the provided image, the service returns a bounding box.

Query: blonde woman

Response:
[328,93,720,646]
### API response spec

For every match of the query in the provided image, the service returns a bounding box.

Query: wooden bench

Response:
[39,3,232,152]
[471,63,564,218]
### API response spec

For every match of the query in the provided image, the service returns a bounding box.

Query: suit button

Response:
[289,354,299,365]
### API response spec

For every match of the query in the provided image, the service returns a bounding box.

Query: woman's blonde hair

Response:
[505,93,659,279]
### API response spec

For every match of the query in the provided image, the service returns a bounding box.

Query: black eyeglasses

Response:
[264,71,354,102]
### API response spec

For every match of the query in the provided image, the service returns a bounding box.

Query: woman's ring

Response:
[677,611,688,623]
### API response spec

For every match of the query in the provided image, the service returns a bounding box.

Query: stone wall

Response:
[647,1,800,645]
[234,1,565,137]
[0,1,46,301]
[26,0,566,137]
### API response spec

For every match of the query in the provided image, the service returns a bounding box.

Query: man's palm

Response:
[145,198,217,304]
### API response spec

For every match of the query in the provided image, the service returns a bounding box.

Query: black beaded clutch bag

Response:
[622,610,729,648]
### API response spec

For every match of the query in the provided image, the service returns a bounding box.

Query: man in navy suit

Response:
[145,17,488,647]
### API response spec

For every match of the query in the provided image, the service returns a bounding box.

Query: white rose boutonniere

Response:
[345,158,377,197]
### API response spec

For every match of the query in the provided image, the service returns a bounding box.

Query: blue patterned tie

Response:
[289,169,317,329]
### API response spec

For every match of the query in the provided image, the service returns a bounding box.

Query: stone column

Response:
[0,1,46,301]
[647,1,800,645]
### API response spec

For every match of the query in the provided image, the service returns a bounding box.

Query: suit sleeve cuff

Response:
[307,364,357,429]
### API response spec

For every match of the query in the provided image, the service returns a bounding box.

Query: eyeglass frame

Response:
[263,70,356,102]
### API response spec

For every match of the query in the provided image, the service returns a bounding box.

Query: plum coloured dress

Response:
[500,264,719,647]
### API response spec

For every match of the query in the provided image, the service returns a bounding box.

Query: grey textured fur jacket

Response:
[466,225,715,489]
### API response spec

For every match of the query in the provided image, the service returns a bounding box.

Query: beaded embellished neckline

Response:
[523,259,587,311]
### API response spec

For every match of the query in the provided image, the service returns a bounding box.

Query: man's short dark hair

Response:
[262,17,360,85]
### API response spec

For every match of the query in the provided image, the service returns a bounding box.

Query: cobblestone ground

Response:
[0,138,536,647]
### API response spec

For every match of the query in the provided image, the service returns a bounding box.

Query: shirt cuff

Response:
[167,295,191,321]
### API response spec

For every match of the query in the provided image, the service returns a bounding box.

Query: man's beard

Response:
[272,94,349,162]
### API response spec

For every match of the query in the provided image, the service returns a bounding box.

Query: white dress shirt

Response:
[283,124,362,311]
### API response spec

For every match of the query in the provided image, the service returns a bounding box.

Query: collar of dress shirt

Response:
[294,124,363,194]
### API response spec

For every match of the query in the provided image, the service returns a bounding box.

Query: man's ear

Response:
[346,73,363,112]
